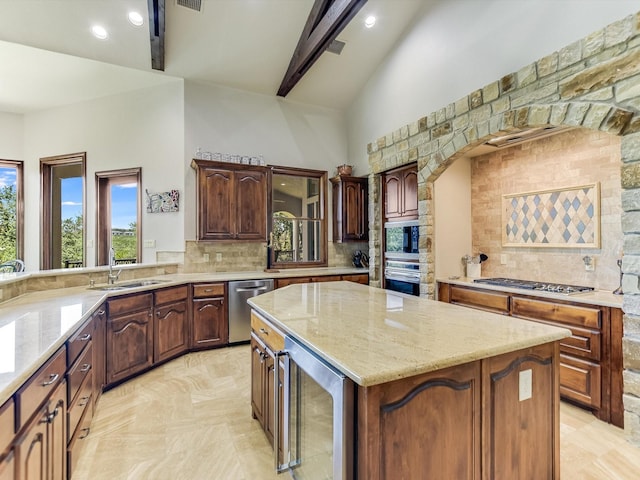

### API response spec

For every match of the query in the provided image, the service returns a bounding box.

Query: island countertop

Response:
[248,281,571,387]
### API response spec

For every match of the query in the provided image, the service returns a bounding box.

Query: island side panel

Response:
[357,361,482,480]
[481,341,560,480]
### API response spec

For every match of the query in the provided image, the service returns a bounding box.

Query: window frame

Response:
[95,168,142,266]
[269,166,328,269]
[0,159,24,262]
[40,152,86,270]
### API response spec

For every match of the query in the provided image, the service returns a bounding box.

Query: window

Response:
[0,160,24,263]
[270,167,327,268]
[40,153,86,270]
[96,168,141,266]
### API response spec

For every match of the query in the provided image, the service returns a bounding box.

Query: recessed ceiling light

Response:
[91,25,108,40]
[364,15,376,28]
[128,11,144,27]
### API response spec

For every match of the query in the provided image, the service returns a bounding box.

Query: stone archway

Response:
[367,12,640,442]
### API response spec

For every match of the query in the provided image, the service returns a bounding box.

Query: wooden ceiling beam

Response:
[277,0,367,98]
[147,0,165,70]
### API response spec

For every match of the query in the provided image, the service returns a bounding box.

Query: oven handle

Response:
[274,350,291,473]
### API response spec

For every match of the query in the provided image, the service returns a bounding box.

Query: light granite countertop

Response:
[437,276,623,308]
[248,281,571,387]
[0,267,367,406]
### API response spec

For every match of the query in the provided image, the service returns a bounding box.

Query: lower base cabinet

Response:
[0,451,14,480]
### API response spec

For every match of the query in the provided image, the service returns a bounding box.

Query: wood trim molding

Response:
[277,0,367,97]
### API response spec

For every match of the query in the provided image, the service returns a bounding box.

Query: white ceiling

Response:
[0,0,426,114]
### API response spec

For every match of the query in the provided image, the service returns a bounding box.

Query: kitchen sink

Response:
[89,279,168,291]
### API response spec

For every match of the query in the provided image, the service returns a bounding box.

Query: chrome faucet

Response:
[108,247,121,284]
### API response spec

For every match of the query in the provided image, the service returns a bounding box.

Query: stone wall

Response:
[367,12,640,442]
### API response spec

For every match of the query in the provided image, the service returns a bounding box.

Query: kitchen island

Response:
[248,281,571,480]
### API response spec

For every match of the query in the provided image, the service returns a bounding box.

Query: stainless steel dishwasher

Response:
[228,279,274,343]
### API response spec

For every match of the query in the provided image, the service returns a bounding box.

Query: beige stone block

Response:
[625,370,640,397]
[517,63,537,88]
[537,52,559,77]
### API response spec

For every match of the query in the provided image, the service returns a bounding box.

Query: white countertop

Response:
[437,276,623,308]
[248,281,571,387]
[0,267,367,405]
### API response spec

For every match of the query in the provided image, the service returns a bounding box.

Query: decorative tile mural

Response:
[502,183,600,248]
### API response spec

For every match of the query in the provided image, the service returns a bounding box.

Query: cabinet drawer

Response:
[193,283,225,298]
[450,286,510,314]
[16,346,66,429]
[67,342,93,404]
[561,325,601,361]
[68,372,93,442]
[559,354,601,409]
[107,292,153,316]
[251,312,284,352]
[311,275,342,282]
[0,398,14,455]
[343,274,369,285]
[155,285,188,305]
[67,399,93,479]
[275,277,310,288]
[512,297,601,329]
[67,318,94,367]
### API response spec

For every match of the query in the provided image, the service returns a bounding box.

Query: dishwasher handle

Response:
[235,286,269,293]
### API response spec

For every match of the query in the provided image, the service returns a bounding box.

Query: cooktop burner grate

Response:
[473,277,594,295]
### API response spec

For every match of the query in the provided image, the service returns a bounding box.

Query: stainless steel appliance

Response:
[384,259,420,296]
[384,220,419,259]
[275,336,355,479]
[473,277,594,295]
[228,279,274,343]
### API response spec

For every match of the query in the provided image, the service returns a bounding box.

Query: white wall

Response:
[346,1,640,164]
[22,81,184,270]
[183,80,348,240]
[434,157,471,279]
[0,112,23,160]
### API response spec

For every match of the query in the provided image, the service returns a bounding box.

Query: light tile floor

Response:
[72,345,640,480]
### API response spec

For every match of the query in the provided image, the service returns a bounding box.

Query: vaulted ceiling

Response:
[0,0,426,114]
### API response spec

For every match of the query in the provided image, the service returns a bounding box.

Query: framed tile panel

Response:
[502,183,600,248]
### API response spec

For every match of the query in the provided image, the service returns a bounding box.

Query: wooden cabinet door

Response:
[192,297,227,349]
[482,343,558,480]
[344,180,367,240]
[154,299,188,363]
[236,170,267,240]
[15,407,47,480]
[0,450,15,480]
[263,348,276,446]
[250,334,266,428]
[106,309,153,385]
[401,168,418,218]
[383,171,402,220]
[198,166,234,240]
[48,382,66,480]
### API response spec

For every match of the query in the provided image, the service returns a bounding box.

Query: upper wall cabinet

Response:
[330,175,368,242]
[192,160,269,241]
[383,164,418,222]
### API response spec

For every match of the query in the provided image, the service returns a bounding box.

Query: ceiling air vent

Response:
[327,40,346,55]
[176,0,202,12]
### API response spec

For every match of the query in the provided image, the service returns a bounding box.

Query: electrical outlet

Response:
[144,239,156,248]
[585,258,595,272]
[216,252,222,262]
[203,253,209,262]
[519,369,532,401]
[500,254,507,265]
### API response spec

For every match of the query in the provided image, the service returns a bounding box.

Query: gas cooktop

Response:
[473,277,594,295]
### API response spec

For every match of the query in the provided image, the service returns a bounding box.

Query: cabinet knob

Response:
[259,328,269,335]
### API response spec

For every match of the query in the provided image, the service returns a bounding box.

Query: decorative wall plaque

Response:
[146,189,179,213]
[502,183,600,248]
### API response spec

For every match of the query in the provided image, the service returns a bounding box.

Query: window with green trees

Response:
[0,161,23,263]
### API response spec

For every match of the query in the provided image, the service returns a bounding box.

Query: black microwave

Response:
[384,221,419,256]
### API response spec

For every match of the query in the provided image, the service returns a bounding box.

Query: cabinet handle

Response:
[204,288,213,292]
[79,396,90,407]
[79,427,91,439]
[79,333,92,341]
[97,309,106,316]
[80,363,92,373]
[41,373,59,387]
[259,328,269,335]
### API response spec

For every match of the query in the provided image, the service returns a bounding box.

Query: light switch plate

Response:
[500,254,507,265]
[519,369,532,401]
[144,240,156,248]
[216,253,222,262]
